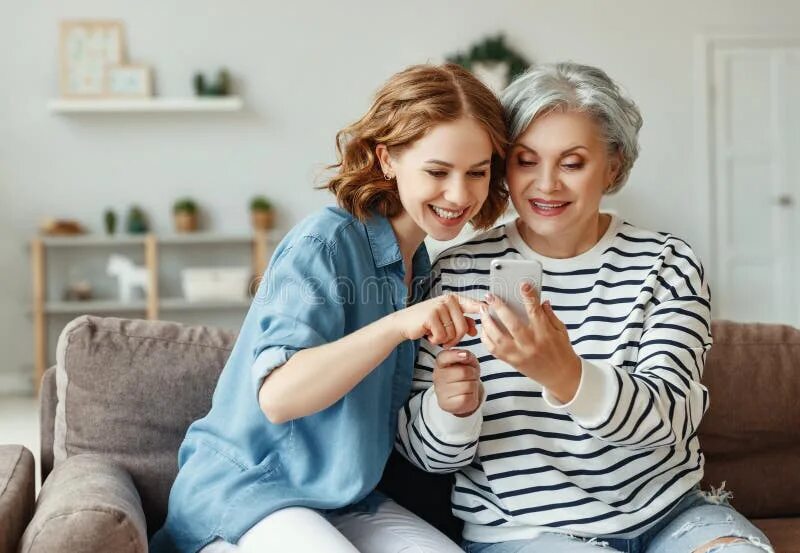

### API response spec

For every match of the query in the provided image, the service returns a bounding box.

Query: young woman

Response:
[149,63,509,553]
[398,62,774,553]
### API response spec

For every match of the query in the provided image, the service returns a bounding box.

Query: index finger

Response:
[453,294,485,314]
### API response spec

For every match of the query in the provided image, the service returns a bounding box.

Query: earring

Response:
[384,173,393,181]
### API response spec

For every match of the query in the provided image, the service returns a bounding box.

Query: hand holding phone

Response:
[488,259,543,332]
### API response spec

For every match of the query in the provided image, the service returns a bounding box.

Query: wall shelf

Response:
[160,298,252,311]
[38,232,277,248]
[158,232,276,245]
[44,300,148,314]
[40,298,252,315]
[47,96,244,113]
[39,235,147,247]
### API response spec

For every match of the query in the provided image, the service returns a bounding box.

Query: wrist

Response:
[382,311,407,346]
[454,383,484,418]
[544,354,582,404]
[424,387,484,441]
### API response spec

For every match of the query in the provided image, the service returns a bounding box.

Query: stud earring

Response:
[384,173,393,181]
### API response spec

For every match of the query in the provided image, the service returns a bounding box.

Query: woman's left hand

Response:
[480,283,582,403]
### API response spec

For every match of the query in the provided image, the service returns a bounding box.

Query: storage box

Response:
[181,267,250,301]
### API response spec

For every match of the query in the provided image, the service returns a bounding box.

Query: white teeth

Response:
[533,201,568,209]
[431,205,465,219]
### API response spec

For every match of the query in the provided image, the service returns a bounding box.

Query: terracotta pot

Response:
[174,211,198,233]
[251,210,274,230]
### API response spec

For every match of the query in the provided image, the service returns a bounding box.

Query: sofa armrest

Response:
[0,445,35,553]
[39,366,56,482]
[20,454,147,553]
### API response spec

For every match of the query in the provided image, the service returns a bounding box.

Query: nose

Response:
[443,176,472,206]
[536,166,561,194]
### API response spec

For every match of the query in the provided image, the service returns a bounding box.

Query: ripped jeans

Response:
[462,484,774,553]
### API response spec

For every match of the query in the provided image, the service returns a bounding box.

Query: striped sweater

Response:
[396,215,712,543]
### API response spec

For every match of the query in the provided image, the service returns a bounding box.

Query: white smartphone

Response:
[489,259,543,330]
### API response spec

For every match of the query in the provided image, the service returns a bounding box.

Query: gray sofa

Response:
[0,445,35,553]
[4,315,799,552]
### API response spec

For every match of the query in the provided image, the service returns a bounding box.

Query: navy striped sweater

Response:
[396,216,712,543]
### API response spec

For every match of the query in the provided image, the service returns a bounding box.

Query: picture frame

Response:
[106,64,153,98]
[59,20,126,98]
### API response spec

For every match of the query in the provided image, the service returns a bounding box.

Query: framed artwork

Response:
[106,64,152,97]
[59,20,126,97]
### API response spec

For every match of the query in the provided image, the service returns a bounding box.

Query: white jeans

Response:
[200,497,463,553]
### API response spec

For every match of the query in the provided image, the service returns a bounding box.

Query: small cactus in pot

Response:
[104,209,117,235]
[250,196,274,230]
[173,198,199,233]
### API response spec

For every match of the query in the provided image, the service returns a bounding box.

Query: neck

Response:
[389,211,426,268]
[519,212,611,259]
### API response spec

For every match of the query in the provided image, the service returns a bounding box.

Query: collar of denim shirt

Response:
[364,213,431,300]
[364,212,404,268]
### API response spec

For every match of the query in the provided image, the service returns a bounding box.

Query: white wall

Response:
[2,0,799,390]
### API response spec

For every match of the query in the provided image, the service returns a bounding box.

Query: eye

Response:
[561,156,584,170]
[517,157,536,167]
[468,170,488,179]
[425,170,448,178]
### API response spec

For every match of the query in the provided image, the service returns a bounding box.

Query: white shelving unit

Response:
[30,231,277,390]
[39,232,261,246]
[44,300,148,314]
[47,96,244,114]
[159,297,253,311]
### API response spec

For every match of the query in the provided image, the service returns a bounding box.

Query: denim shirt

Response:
[150,207,431,552]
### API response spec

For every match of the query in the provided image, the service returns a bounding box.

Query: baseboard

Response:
[0,367,34,396]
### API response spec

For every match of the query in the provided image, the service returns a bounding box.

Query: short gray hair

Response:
[500,62,643,193]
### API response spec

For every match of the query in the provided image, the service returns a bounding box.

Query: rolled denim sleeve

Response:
[249,235,345,393]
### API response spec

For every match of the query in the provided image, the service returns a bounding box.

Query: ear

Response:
[375,144,394,178]
[606,150,622,190]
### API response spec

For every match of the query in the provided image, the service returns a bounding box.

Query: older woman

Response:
[397,63,774,552]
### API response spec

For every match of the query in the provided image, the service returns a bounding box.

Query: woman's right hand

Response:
[392,294,484,348]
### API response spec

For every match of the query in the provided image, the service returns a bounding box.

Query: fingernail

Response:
[485,293,495,303]
[522,282,532,292]
[458,351,468,359]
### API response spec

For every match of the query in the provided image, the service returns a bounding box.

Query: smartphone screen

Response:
[488,259,543,330]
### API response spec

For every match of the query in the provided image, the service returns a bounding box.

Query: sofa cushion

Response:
[0,445,35,553]
[700,320,800,518]
[20,454,147,553]
[53,316,236,535]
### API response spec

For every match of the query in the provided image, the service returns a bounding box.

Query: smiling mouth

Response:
[429,205,468,220]
[530,200,570,210]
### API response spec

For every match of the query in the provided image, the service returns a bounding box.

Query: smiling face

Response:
[506,110,620,255]
[377,116,494,241]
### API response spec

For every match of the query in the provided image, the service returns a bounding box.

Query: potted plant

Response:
[104,209,117,235]
[173,198,199,233]
[126,206,149,234]
[250,196,274,230]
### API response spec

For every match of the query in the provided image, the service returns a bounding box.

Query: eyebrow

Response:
[424,159,492,168]
[515,144,588,156]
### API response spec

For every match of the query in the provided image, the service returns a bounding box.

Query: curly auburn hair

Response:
[323,63,509,230]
